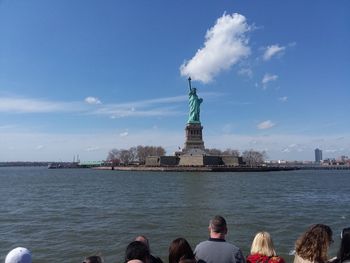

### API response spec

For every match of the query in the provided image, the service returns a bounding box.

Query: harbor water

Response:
[0,167,349,262]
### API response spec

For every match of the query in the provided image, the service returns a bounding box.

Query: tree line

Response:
[107,146,267,166]
[205,148,267,165]
[107,145,166,165]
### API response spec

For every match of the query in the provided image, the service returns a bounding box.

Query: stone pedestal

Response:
[178,123,206,166]
[183,123,205,152]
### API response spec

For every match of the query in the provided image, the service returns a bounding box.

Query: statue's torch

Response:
[188,77,192,91]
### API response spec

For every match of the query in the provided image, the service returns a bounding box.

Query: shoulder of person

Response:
[195,240,207,246]
[327,257,338,263]
[150,255,163,263]
[194,240,208,251]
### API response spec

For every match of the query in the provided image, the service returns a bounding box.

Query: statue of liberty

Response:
[187,77,203,124]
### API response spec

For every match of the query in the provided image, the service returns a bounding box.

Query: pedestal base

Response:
[183,123,205,152]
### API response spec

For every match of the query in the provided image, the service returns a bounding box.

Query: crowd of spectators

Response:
[4,216,350,263]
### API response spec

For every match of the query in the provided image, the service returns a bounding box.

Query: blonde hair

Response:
[250,231,276,257]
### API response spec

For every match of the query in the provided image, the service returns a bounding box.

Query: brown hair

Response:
[169,238,195,263]
[295,224,333,263]
[209,215,227,234]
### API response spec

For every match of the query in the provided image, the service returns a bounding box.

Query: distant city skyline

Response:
[0,1,349,161]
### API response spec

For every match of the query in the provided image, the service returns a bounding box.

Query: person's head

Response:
[125,241,150,263]
[209,215,227,238]
[5,247,32,263]
[295,224,333,263]
[83,255,103,263]
[337,227,350,263]
[250,231,276,257]
[135,235,150,249]
[178,259,196,263]
[169,237,195,263]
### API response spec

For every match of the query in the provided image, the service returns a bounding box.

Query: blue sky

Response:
[0,0,349,161]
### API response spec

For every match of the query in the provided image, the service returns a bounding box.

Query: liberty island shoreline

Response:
[93,165,300,172]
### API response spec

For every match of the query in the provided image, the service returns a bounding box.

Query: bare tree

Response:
[222,148,240,157]
[136,145,166,163]
[155,146,166,156]
[136,145,147,164]
[108,146,166,165]
[242,149,267,166]
[205,148,222,155]
[129,147,138,163]
[119,149,134,165]
[107,149,121,166]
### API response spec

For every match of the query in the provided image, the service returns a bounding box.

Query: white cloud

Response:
[262,73,278,88]
[257,120,275,130]
[325,149,338,153]
[119,131,129,137]
[263,44,286,61]
[180,13,251,83]
[238,68,253,78]
[278,96,288,102]
[282,148,290,153]
[281,144,299,153]
[92,92,221,118]
[90,95,189,118]
[35,145,44,150]
[0,95,186,118]
[0,93,222,118]
[0,97,82,113]
[0,125,16,129]
[100,107,182,119]
[86,146,100,152]
[85,96,102,105]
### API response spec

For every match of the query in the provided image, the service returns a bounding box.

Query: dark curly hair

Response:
[295,224,332,263]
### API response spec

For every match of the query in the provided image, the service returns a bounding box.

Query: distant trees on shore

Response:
[242,149,267,165]
[107,146,166,165]
[205,148,240,157]
[107,146,266,166]
[205,148,267,165]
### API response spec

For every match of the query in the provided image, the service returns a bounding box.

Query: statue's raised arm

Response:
[188,77,193,92]
[187,77,203,124]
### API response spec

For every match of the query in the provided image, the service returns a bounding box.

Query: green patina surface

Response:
[188,87,203,124]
